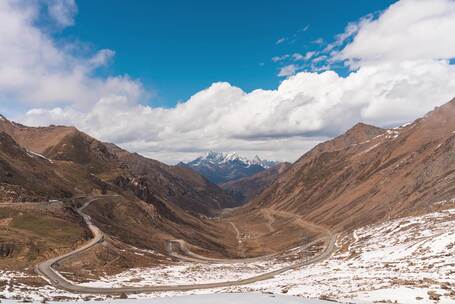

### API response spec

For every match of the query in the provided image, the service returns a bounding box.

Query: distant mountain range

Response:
[178,151,279,184]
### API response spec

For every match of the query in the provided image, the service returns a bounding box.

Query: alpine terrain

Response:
[2,0,455,303]
[1,99,455,303]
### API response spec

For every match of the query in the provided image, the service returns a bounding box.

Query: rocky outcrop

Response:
[0,242,16,257]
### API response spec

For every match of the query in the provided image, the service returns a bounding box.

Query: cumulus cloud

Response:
[337,0,455,67]
[0,0,144,109]
[3,0,455,164]
[24,59,455,163]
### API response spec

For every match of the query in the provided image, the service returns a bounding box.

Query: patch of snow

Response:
[78,259,291,288]
[26,150,54,163]
[372,133,385,140]
[357,142,381,155]
[385,129,400,140]
[400,122,412,128]
[356,286,451,304]
[434,198,455,206]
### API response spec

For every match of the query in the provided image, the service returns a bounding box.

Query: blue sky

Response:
[61,0,397,108]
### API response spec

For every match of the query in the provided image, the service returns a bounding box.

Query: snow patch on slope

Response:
[26,150,54,163]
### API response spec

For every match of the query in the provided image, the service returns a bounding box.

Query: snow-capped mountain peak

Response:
[180,151,279,184]
[252,155,262,163]
[198,151,275,168]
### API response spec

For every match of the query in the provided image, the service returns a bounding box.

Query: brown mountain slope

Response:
[0,117,235,215]
[243,97,455,231]
[0,132,75,201]
[0,116,77,155]
[220,162,291,203]
[0,202,90,271]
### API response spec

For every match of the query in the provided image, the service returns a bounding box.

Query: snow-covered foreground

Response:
[78,258,292,288]
[1,209,454,303]
[1,292,332,304]
[243,208,455,303]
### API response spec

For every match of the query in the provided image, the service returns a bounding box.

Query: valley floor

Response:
[1,209,454,303]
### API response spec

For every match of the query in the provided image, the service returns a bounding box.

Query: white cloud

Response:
[0,0,144,109]
[24,59,455,163]
[312,55,327,64]
[271,54,289,62]
[3,0,455,164]
[46,0,78,27]
[323,20,363,54]
[89,49,116,67]
[291,53,304,61]
[277,64,298,77]
[338,0,455,67]
[276,37,286,45]
[292,52,316,61]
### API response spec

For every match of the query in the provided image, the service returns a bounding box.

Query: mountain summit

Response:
[179,151,279,184]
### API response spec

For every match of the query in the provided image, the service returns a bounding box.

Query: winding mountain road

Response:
[35,197,337,295]
[35,197,106,286]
